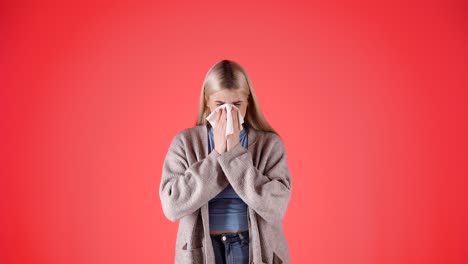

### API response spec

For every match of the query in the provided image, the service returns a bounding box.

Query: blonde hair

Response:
[195,59,279,136]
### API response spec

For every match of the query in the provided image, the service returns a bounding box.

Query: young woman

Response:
[159,59,292,264]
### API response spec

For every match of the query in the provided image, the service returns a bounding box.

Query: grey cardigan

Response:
[159,124,292,264]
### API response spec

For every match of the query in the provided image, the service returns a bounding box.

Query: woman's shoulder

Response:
[255,128,283,143]
[170,125,206,143]
[181,125,206,135]
[247,127,286,155]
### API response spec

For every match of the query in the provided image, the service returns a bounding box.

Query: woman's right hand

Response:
[214,108,227,155]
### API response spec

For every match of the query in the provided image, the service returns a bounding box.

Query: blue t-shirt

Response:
[207,123,249,231]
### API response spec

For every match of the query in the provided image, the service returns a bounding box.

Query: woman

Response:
[159,59,292,264]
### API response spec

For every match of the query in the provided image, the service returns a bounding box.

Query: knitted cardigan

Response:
[159,124,292,264]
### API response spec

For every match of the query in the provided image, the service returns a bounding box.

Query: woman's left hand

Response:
[227,108,241,151]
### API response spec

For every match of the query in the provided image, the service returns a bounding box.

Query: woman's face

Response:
[206,89,249,119]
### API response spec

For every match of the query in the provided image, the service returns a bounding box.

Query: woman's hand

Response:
[227,108,240,151]
[214,108,227,154]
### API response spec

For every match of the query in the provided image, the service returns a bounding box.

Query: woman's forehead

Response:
[210,89,247,100]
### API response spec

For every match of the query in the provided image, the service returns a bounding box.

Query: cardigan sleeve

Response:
[159,132,229,222]
[216,135,292,223]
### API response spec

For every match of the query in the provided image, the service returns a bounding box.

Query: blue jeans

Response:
[210,230,250,264]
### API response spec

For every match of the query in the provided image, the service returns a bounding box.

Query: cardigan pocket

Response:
[272,251,284,264]
[179,243,204,264]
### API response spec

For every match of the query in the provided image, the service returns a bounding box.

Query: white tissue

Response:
[206,103,244,138]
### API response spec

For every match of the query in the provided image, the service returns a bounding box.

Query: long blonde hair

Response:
[195,59,279,136]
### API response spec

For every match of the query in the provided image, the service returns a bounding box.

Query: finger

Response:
[216,109,224,132]
[216,108,222,122]
[221,110,226,125]
[221,110,227,125]
[216,109,224,131]
[221,108,227,121]
[218,110,225,126]
[231,109,238,130]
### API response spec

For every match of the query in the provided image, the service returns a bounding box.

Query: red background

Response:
[2,0,467,263]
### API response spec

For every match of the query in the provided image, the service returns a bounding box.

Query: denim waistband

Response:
[210,229,249,243]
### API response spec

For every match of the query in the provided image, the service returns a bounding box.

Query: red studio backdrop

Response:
[2,0,467,263]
